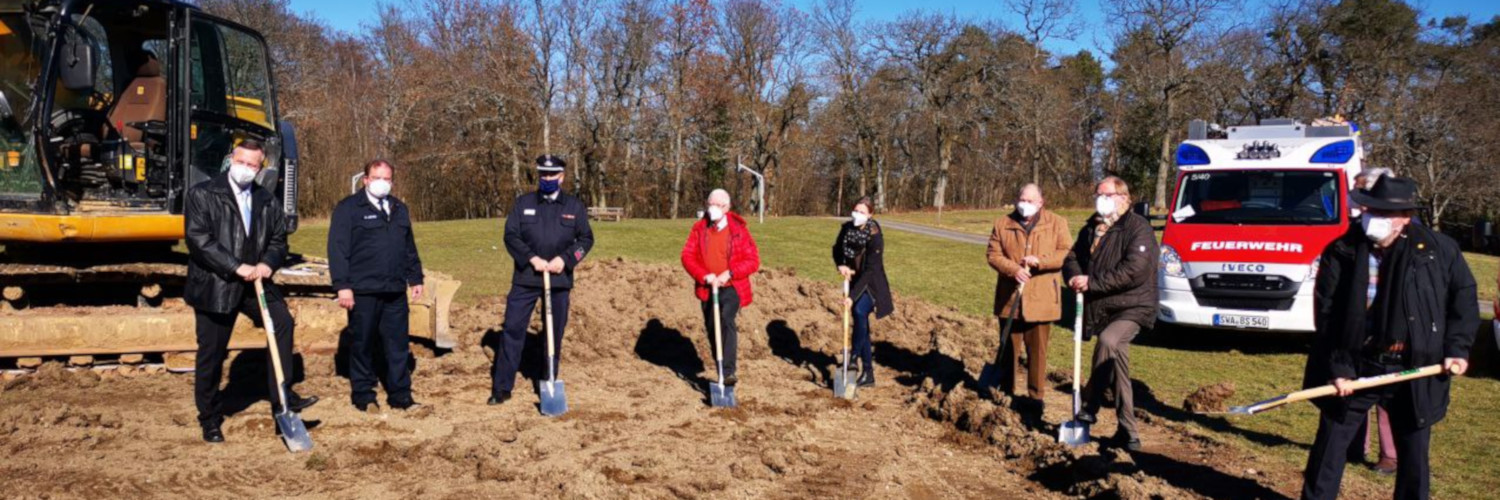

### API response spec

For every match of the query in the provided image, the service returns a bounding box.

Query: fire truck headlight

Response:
[1161,245,1185,278]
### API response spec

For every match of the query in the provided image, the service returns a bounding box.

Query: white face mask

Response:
[368,179,392,199]
[228,163,258,188]
[1361,213,1395,242]
[1017,202,1039,218]
[851,211,870,227]
[1095,195,1118,218]
[707,206,725,222]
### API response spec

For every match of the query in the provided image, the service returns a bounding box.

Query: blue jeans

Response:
[851,291,875,369]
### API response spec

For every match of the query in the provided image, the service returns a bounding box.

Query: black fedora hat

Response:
[1350,175,1420,211]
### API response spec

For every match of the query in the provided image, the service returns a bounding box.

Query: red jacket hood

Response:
[1164,222,1345,265]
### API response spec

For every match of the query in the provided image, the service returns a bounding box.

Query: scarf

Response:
[1368,234,1413,351]
[842,221,872,269]
[1091,213,1120,254]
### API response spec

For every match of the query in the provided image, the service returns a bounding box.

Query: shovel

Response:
[253,278,313,453]
[832,279,857,399]
[709,283,737,408]
[539,272,568,417]
[978,277,1027,390]
[1058,292,1089,446]
[1216,364,1450,416]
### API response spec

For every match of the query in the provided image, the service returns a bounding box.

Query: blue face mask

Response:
[539,177,560,195]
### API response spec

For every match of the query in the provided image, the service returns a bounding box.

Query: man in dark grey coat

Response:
[1300,176,1477,500]
[1063,176,1158,452]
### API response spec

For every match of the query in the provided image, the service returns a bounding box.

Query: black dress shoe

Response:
[202,426,225,443]
[1111,430,1142,452]
[488,391,512,406]
[723,374,739,387]
[391,400,421,411]
[1075,411,1098,425]
[857,369,875,387]
[354,401,379,413]
[288,395,319,412]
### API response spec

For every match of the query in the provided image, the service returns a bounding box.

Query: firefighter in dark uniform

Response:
[490,155,595,405]
[328,160,425,412]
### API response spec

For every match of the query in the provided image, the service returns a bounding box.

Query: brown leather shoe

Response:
[1371,458,1397,475]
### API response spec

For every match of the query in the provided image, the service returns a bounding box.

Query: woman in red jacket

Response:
[681,189,761,388]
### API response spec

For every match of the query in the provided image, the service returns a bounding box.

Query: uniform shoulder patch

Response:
[523,209,536,216]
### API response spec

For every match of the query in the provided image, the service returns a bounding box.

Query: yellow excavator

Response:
[0,0,457,370]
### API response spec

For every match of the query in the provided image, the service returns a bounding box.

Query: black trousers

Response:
[194,289,297,427]
[348,291,413,406]
[492,283,569,395]
[1302,360,1432,500]
[701,287,740,379]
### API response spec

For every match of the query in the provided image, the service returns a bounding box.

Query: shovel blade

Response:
[1057,420,1090,446]
[976,363,1000,390]
[710,382,737,408]
[539,380,568,417]
[274,411,314,453]
[832,371,857,400]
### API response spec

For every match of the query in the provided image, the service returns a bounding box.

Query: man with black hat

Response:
[328,159,425,412]
[185,140,317,443]
[490,155,594,405]
[1300,175,1478,500]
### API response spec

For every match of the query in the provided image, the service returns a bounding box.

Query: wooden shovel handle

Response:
[1257,364,1447,413]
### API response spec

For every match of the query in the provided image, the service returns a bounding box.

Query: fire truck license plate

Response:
[1214,314,1269,329]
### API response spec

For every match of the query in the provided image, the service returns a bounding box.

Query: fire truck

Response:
[1157,118,1362,332]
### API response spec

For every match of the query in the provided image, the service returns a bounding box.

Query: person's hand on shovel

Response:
[1444,358,1469,376]
[530,256,549,273]
[703,274,720,287]
[1015,267,1032,284]
[838,265,855,279]
[547,257,565,274]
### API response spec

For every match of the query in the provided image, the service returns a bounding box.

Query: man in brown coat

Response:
[987,183,1072,400]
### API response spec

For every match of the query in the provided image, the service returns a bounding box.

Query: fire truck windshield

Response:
[1173,170,1343,226]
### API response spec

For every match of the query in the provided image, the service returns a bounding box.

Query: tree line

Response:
[198,0,1500,228]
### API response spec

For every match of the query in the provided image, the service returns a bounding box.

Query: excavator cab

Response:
[0,0,299,242]
[0,1,457,367]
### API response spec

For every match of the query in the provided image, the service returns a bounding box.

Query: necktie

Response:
[240,191,252,235]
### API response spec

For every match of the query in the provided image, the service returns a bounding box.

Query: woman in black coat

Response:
[832,197,894,386]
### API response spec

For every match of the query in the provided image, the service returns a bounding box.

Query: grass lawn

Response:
[885,208,1500,304]
[289,215,1499,498]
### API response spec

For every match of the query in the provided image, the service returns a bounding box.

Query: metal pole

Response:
[350,172,365,195]
[736,159,765,224]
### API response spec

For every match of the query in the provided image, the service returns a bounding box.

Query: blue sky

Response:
[288,0,1500,58]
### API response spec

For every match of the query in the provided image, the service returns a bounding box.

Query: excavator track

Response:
[0,254,460,370]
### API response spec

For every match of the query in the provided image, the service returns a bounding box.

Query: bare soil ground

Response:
[0,259,1385,499]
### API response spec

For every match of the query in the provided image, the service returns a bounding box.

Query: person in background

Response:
[1300,175,1478,500]
[986,183,1072,402]
[1062,176,1158,452]
[327,159,425,413]
[832,197,893,387]
[491,155,594,405]
[681,189,761,390]
[1345,166,1399,474]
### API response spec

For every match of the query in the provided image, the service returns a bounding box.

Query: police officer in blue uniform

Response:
[491,155,595,405]
[328,160,425,412]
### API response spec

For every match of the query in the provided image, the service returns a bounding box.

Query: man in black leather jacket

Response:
[185,140,317,443]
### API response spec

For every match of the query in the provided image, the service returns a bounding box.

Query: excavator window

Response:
[0,12,40,196]
[187,19,278,186]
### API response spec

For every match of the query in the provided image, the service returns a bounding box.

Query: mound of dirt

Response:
[0,258,1319,498]
[1183,382,1237,414]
